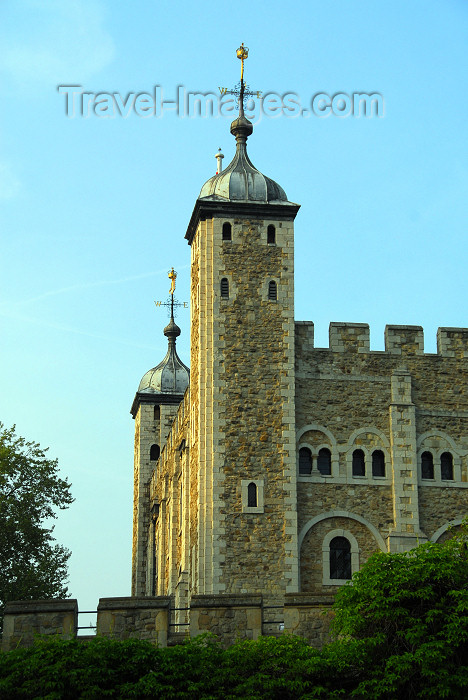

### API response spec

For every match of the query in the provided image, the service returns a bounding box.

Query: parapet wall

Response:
[1,594,333,651]
[296,322,468,357]
[1,599,78,650]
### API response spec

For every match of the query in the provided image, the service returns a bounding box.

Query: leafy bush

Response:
[0,633,357,700]
[332,524,468,698]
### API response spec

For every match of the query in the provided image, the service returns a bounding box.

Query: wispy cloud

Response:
[0,161,20,200]
[2,265,190,308]
[0,306,161,351]
[0,0,115,86]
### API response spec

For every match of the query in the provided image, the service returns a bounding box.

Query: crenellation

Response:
[329,322,370,353]
[385,325,424,355]
[437,327,468,358]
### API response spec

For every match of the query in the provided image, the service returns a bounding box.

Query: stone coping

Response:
[284,594,334,607]
[190,594,262,609]
[4,599,78,614]
[98,596,171,611]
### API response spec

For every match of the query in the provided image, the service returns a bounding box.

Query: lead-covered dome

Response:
[137,316,189,395]
[199,114,288,203]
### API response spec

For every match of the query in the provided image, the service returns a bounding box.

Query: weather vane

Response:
[154,268,188,316]
[218,43,262,112]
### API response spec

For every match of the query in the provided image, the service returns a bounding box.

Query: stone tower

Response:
[185,107,300,598]
[130,301,189,596]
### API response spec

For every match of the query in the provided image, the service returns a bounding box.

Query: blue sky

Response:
[1,0,467,621]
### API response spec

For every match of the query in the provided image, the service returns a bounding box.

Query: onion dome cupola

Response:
[199,112,289,203]
[130,269,189,418]
[185,44,299,244]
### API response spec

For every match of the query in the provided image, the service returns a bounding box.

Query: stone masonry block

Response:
[329,322,370,353]
[385,325,424,355]
[437,327,468,358]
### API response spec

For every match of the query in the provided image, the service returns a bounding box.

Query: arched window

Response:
[222,222,232,241]
[329,537,351,580]
[421,451,434,479]
[352,449,365,476]
[247,482,257,507]
[220,278,229,299]
[154,405,160,421]
[150,444,160,461]
[441,452,453,480]
[372,450,385,477]
[317,448,331,475]
[268,280,277,301]
[267,224,276,244]
[299,447,312,475]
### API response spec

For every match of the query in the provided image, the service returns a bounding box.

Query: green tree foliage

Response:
[332,523,468,698]
[0,634,344,699]
[0,424,73,632]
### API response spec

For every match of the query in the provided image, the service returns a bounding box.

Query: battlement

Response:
[295,322,468,357]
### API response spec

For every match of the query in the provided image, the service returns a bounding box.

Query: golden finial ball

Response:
[236,44,249,60]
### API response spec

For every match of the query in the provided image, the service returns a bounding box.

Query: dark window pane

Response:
[222,222,232,241]
[247,482,257,507]
[299,447,312,475]
[154,405,160,421]
[317,448,331,475]
[267,224,276,244]
[220,278,229,299]
[330,536,351,579]
[150,444,160,461]
[441,452,453,480]
[268,281,277,300]
[421,451,434,479]
[372,450,385,477]
[352,449,365,476]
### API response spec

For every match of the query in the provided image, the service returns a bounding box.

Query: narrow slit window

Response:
[268,280,277,301]
[372,450,385,477]
[299,447,312,475]
[352,449,365,476]
[441,452,453,480]
[247,482,257,507]
[329,537,351,579]
[421,451,434,479]
[317,448,331,475]
[150,444,160,461]
[222,222,232,241]
[267,224,276,244]
[220,278,229,299]
[154,405,160,421]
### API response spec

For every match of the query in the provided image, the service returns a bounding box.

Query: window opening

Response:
[154,405,160,421]
[441,452,453,480]
[247,482,257,507]
[421,451,434,479]
[299,447,312,475]
[329,537,351,579]
[220,278,229,299]
[372,450,385,477]
[352,449,365,476]
[222,222,232,241]
[267,224,276,244]
[268,280,277,301]
[317,448,331,475]
[150,444,160,461]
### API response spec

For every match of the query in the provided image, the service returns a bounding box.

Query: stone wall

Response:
[2,599,77,651]
[284,594,334,648]
[97,596,170,646]
[1,594,334,650]
[296,321,468,588]
[149,392,190,601]
[190,594,262,648]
